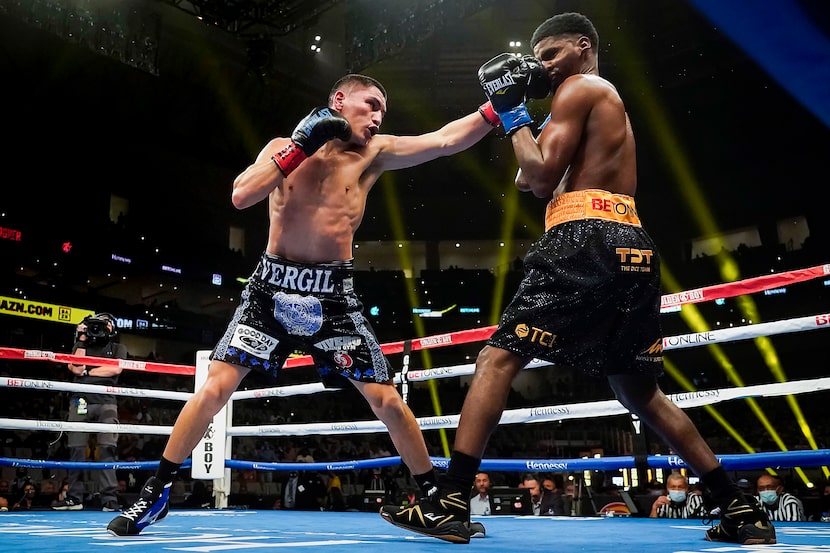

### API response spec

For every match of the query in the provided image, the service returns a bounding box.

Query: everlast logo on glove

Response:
[297,107,336,134]
[482,71,517,96]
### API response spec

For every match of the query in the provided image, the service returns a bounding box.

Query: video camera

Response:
[76,312,117,346]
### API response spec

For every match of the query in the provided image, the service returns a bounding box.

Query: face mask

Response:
[668,490,687,503]
[759,490,778,505]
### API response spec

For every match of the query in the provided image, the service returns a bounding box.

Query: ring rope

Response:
[2,449,829,474]
[659,262,830,309]
[3,375,828,437]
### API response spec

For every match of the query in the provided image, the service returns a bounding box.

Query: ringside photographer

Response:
[52,312,127,512]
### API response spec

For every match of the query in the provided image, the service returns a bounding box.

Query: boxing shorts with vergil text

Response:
[488,189,664,378]
[211,253,392,386]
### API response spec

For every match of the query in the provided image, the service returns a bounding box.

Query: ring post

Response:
[191,350,229,508]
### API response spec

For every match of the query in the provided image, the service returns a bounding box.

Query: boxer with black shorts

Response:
[487,189,663,378]
[108,73,501,536]
[381,13,775,546]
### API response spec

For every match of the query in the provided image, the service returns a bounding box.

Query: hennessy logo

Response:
[515,323,556,347]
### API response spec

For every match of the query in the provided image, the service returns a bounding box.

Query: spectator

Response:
[39,480,59,506]
[562,480,577,516]
[469,472,492,516]
[182,480,214,509]
[53,478,70,505]
[539,475,566,516]
[755,474,805,522]
[649,473,705,519]
[12,483,40,511]
[817,481,830,522]
[0,478,11,505]
[325,471,346,511]
[10,467,32,497]
[295,448,315,463]
[521,474,564,516]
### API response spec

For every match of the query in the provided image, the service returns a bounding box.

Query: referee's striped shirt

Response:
[655,493,706,519]
[757,492,806,521]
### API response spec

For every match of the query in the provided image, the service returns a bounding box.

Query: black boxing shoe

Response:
[107,476,171,536]
[379,483,471,544]
[468,521,486,538]
[705,496,776,545]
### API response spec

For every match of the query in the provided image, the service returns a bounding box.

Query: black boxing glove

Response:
[479,54,552,134]
[272,107,352,176]
[478,53,531,134]
[522,55,551,100]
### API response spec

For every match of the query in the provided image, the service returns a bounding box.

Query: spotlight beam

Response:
[379,173,451,457]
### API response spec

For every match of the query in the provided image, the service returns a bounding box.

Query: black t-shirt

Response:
[70,341,128,404]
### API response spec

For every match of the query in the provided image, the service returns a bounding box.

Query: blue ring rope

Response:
[1,449,827,472]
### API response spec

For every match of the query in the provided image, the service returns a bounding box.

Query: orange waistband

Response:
[545,189,641,231]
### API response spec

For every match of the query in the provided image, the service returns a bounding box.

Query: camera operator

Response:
[52,312,127,512]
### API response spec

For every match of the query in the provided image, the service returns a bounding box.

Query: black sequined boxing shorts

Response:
[488,189,664,378]
[211,253,392,386]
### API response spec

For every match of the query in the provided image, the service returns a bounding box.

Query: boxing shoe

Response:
[52,496,83,511]
[107,476,171,536]
[379,481,471,543]
[705,495,776,545]
[468,520,486,538]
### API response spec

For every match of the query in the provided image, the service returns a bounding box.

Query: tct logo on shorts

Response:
[515,323,557,347]
[230,324,278,358]
[615,247,653,273]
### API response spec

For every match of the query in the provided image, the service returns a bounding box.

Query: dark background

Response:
[2,0,828,247]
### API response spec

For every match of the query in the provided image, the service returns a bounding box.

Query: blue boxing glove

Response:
[478,53,549,134]
[272,107,352,176]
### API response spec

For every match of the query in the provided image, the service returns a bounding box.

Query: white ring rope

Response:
[3,375,829,437]
[399,312,830,382]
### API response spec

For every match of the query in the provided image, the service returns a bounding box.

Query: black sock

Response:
[445,450,480,490]
[413,469,437,495]
[701,465,740,506]
[155,456,181,484]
